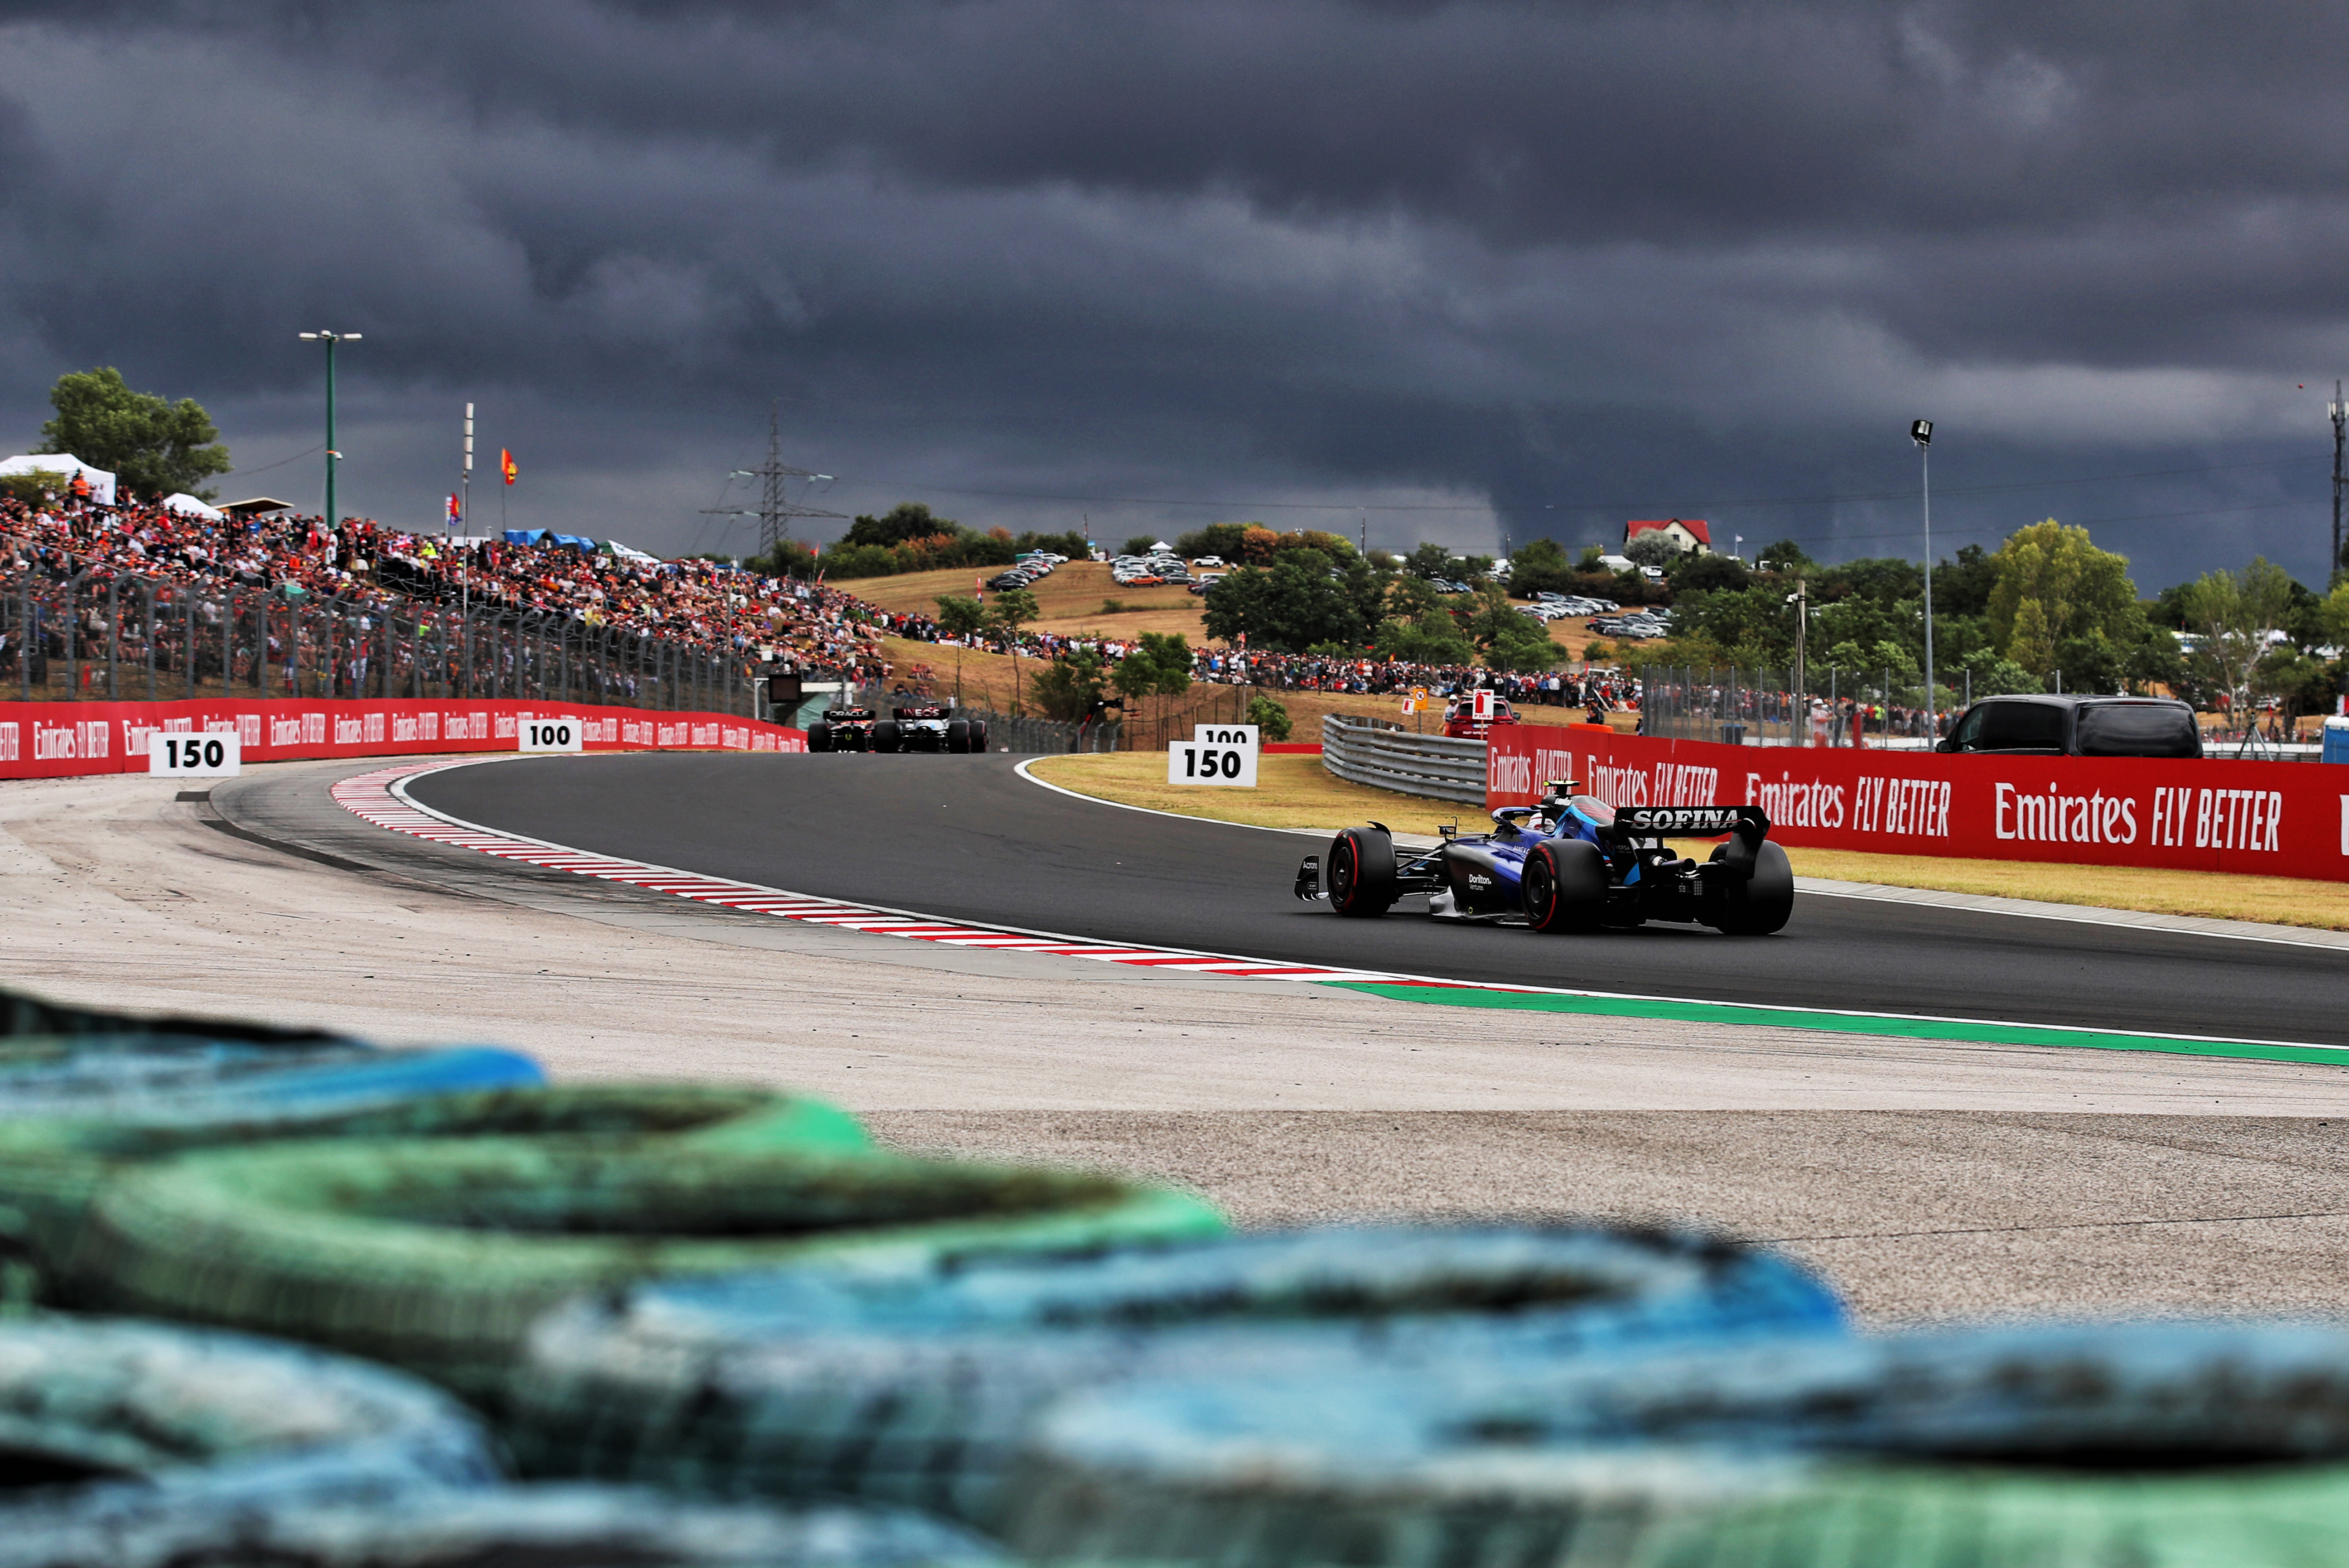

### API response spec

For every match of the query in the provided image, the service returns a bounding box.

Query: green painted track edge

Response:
[1320,981,2349,1068]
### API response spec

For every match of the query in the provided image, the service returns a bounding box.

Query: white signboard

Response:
[150,731,240,777]
[1193,724,1260,748]
[518,717,585,753]
[1168,740,1258,787]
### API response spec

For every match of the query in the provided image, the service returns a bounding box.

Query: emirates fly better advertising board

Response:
[1483,726,2344,882]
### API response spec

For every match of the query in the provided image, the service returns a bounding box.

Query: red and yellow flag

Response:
[500,449,517,486]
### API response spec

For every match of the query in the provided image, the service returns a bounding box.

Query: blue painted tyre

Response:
[0,1315,493,1544]
[9,1485,1004,1568]
[68,1143,1227,1406]
[1004,1322,2349,1568]
[509,1223,1842,1527]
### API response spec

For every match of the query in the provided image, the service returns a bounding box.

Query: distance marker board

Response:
[1168,740,1257,787]
[150,731,240,777]
[517,718,585,753]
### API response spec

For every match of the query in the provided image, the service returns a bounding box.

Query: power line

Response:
[700,400,848,556]
[808,455,2322,517]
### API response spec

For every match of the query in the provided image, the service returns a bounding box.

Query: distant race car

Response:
[1294,780,1792,935]
[804,706,877,752]
[808,705,989,753]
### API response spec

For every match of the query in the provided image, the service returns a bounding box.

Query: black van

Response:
[1934,695,2202,759]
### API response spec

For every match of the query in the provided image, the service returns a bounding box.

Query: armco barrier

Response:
[1485,725,2349,883]
[0,698,804,781]
[1320,714,1486,806]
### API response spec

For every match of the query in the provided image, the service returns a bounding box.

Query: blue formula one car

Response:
[1294,780,1794,935]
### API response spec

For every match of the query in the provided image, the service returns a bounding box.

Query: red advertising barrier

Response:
[0,698,805,781]
[1485,726,2349,883]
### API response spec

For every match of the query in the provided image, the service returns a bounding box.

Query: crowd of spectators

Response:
[0,487,1630,707]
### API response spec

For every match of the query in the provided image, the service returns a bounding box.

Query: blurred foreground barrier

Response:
[14,1486,1003,1568]
[509,1224,1843,1529]
[0,984,352,1047]
[67,1142,1224,1404]
[0,1081,867,1304]
[1004,1321,2349,1568]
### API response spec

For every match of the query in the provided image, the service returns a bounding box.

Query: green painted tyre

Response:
[1,1082,866,1302]
[67,1142,1225,1406]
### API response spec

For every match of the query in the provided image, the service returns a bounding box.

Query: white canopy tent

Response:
[162,492,225,520]
[0,454,116,506]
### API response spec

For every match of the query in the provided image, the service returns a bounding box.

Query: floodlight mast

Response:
[299,330,361,527]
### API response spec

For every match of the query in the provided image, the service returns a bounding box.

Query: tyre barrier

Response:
[7,1486,1005,1568]
[0,1080,862,1305]
[1003,1321,2349,1568]
[0,984,352,1048]
[0,1315,495,1555]
[65,1142,1226,1405]
[506,1223,1843,1528]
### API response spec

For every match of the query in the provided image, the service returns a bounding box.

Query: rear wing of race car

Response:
[1608,805,1773,880]
[824,707,875,722]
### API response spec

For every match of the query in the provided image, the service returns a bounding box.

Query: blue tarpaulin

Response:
[502,529,548,545]
[550,533,596,552]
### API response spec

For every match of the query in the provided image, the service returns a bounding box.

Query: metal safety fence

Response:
[1638,665,1957,748]
[1319,713,1487,806]
[1,566,749,717]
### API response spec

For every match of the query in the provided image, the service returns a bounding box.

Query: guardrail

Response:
[1319,714,1486,805]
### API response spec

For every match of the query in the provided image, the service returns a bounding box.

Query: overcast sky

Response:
[3,1,2344,589]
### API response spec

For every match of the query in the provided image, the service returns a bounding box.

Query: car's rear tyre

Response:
[872,721,902,753]
[1523,840,1606,933]
[806,723,831,753]
[945,720,971,753]
[1326,827,1397,918]
[969,721,989,752]
[1710,840,1793,935]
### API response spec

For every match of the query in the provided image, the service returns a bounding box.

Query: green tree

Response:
[1755,538,1813,572]
[1113,631,1194,736]
[1173,522,1253,560]
[2180,557,2296,720]
[1623,531,1681,570]
[1465,582,1563,671]
[934,593,985,704]
[1029,648,1109,721]
[1985,521,2139,679]
[984,586,1041,712]
[1122,535,1162,557]
[1669,552,1749,594]
[37,367,231,501]
[844,502,955,549]
[1199,549,1365,652]
[1403,542,1455,579]
[1246,692,1293,741]
[1504,537,1576,598]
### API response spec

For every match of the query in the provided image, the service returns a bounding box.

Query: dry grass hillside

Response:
[841,560,1601,658]
[873,635,1629,744]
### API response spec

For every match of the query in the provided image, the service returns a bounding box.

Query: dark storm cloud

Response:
[0,1,2344,584]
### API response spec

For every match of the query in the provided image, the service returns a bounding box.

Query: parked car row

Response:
[1111,551,1197,588]
[1589,609,1674,640]
[986,552,1068,592]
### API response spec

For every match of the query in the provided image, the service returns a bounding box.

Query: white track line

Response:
[322,757,2347,1056]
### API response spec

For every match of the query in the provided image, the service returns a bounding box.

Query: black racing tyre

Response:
[945,720,972,753]
[2,1081,864,1303]
[806,722,832,753]
[0,1316,493,1515]
[68,1144,1225,1406]
[1008,1322,2349,1568]
[509,1224,1842,1529]
[1326,827,1397,918]
[39,1487,1003,1568]
[1709,840,1794,936]
[873,721,902,753]
[969,720,989,752]
[1521,839,1606,934]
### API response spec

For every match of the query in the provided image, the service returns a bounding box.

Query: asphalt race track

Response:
[411,752,2349,1047]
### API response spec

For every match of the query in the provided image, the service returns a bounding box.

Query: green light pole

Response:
[299,330,362,523]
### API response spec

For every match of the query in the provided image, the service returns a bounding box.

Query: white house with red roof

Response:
[1624,517,1711,556]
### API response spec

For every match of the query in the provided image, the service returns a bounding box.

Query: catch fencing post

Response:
[143,579,156,702]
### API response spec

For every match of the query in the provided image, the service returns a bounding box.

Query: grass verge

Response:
[1025,753,2349,932]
